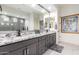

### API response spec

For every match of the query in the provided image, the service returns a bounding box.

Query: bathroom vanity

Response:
[0,32,56,55]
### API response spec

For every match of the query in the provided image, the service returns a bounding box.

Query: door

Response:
[26,43,37,55]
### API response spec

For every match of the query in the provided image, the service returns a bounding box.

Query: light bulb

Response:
[31,4,36,7]
[13,18,17,22]
[6,23,9,25]
[41,9,45,13]
[11,23,13,26]
[1,22,4,25]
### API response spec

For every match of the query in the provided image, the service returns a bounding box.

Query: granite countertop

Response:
[0,32,56,46]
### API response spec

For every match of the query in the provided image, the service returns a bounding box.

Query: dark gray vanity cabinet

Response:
[46,33,56,48]
[52,33,56,44]
[0,33,56,55]
[49,34,54,46]
[23,38,38,55]
[46,35,50,48]
[50,33,56,47]
[38,36,46,55]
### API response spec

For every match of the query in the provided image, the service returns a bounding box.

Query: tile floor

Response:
[43,42,79,55]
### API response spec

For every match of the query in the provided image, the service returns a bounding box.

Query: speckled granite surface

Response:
[0,32,55,46]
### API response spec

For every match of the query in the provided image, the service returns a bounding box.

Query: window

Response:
[61,15,78,33]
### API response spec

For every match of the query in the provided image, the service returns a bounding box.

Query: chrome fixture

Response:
[0,5,2,12]
[37,4,50,13]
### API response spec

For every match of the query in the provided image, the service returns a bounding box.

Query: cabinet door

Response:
[38,38,46,55]
[46,35,50,48]
[46,34,56,48]
[26,43,37,55]
[6,48,24,55]
[52,34,56,45]
[38,39,45,47]
[49,34,54,46]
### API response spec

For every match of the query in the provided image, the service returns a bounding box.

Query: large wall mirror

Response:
[0,14,25,31]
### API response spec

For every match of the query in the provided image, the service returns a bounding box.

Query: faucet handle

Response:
[5,33,10,37]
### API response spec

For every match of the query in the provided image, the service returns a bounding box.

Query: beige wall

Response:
[58,4,79,45]
[59,4,79,16]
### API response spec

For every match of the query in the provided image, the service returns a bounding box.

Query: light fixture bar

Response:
[37,4,50,13]
[0,5,2,12]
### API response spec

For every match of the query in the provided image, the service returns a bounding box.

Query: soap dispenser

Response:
[17,29,21,36]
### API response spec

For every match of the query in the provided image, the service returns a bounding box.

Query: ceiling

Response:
[3,4,41,14]
[41,4,57,12]
[1,4,57,14]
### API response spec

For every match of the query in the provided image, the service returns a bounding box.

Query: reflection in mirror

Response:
[11,23,13,26]
[1,15,9,21]
[0,14,25,31]
[20,20,23,23]
[1,22,4,25]
[13,18,17,22]
[6,23,9,25]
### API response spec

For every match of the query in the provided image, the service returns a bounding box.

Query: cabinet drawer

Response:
[6,48,24,55]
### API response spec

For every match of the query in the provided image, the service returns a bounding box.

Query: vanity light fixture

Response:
[38,4,50,13]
